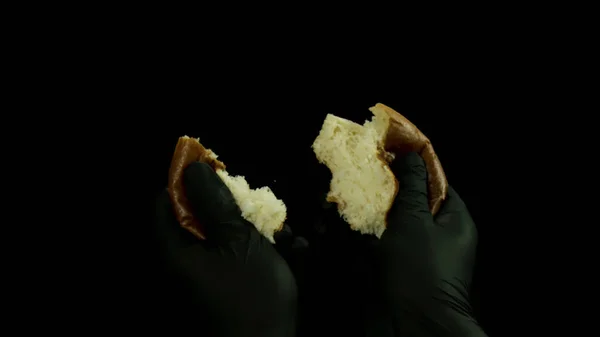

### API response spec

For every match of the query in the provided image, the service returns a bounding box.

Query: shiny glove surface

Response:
[153,162,297,337]
[378,152,487,337]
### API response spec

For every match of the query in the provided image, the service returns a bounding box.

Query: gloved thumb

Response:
[387,152,431,231]
[183,162,254,243]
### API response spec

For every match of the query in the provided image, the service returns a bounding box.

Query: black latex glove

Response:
[378,152,487,337]
[153,162,297,337]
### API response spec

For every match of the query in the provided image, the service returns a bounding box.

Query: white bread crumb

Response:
[214,168,286,243]
[312,106,396,237]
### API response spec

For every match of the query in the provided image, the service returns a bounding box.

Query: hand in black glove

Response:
[378,152,487,337]
[153,162,297,337]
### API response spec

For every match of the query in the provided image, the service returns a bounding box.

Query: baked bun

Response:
[312,103,448,237]
[168,136,286,243]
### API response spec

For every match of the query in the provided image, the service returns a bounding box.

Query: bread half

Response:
[312,103,448,237]
[168,136,286,243]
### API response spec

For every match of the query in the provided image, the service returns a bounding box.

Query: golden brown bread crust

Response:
[377,149,400,230]
[167,136,225,240]
[376,103,448,215]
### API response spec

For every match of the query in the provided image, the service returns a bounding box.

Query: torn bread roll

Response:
[168,136,286,243]
[312,103,448,237]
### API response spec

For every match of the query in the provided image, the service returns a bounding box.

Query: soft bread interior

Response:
[206,149,286,243]
[312,111,397,237]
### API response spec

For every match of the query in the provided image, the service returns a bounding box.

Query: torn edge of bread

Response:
[215,168,286,243]
[311,109,398,238]
[174,136,286,243]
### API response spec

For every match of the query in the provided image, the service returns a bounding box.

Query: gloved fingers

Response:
[273,224,294,245]
[273,224,310,277]
[154,189,205,251]
[292,236,310,250]
[386,152,433,232]
[436,185,467,216]
[434,185,477,237]
[273,225,310,258]
[183,162,242,224]
[183,162,257,244]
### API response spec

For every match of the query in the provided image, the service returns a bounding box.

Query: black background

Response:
[140,66,501,335]
[19,10,564,334]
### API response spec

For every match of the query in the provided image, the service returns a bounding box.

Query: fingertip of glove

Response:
[183,162,228,203]
[292,236,309,249]
[183,162,215,185]
[439,184,467,212]
[274,224,293,243]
